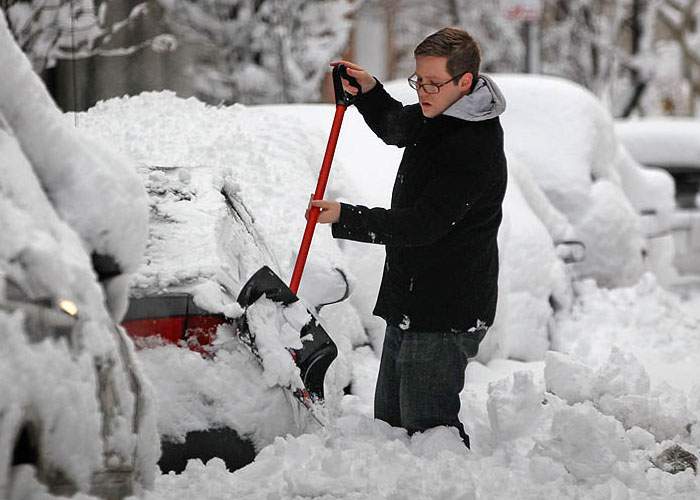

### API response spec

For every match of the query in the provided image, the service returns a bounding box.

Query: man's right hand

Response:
[330,60,376,95]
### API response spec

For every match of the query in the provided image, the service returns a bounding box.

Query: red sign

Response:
[504,0,542,21]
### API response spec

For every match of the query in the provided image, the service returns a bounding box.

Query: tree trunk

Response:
[620,0,647,117]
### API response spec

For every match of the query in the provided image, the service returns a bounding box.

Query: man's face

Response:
[413,56,472,118]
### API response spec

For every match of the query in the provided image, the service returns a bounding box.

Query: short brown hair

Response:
[414,27,481,84]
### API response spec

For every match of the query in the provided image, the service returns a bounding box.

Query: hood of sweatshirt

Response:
[443,74,506,122]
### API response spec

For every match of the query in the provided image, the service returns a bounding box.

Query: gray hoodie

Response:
[443,74,506,122]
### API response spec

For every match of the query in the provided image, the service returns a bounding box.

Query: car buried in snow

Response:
[0,274,156,500]
[77,93,367,473]
[119,171,352,473]
[0,127,158,499]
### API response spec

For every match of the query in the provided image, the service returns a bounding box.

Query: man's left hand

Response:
[307,199,340,224]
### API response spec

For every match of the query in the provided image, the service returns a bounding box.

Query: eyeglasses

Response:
[407,71,468,94]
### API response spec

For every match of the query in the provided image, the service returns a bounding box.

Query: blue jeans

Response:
[374,325,470,448]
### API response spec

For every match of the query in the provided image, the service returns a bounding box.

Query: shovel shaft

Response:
[290,104,347,294]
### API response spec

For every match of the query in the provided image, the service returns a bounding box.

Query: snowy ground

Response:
[135,281,700,500]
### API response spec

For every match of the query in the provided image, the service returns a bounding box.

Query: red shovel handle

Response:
[290,104,347,294]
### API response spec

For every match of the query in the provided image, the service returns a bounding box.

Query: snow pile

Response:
[534,402,634,482]
[135,279,700,498]
[140,361,700,499]
[545,350,697,442]
[487,371,545,442]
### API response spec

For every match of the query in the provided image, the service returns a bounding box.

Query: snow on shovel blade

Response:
[236,266,337,400]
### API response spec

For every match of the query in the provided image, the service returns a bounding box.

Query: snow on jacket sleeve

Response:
[353,80,422,148]
[331,159,493,247]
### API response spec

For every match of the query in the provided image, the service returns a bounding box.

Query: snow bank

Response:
[145,289,698,498]
[545,349,696,442]
[141,375,700,499]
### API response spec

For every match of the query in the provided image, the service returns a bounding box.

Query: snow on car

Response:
[77,92,369,471]
[0,15,158,499]
[616,118,700,275]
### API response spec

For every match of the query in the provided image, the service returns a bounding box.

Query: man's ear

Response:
[459,73,474,94]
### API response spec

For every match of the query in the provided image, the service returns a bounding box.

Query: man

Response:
[311,27,507,448]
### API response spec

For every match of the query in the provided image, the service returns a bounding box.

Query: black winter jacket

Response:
[331,77,507,333]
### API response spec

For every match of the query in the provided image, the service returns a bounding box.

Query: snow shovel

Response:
[235,65,361,411]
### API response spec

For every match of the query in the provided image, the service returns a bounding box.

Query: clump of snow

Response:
[246,297,305,390]
[191,281,244,320]
[534,402,633,482]
[544,351,596,403]
[487,371,545,441]
[545,349,695,442]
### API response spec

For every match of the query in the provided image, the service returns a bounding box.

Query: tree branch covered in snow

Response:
[2,0,175,73]
[157,0,360,104]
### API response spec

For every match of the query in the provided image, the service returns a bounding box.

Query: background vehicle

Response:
[616,119,700,275]
[0,125,158,499]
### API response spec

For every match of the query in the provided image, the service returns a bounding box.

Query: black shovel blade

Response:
[236,266,338,399]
